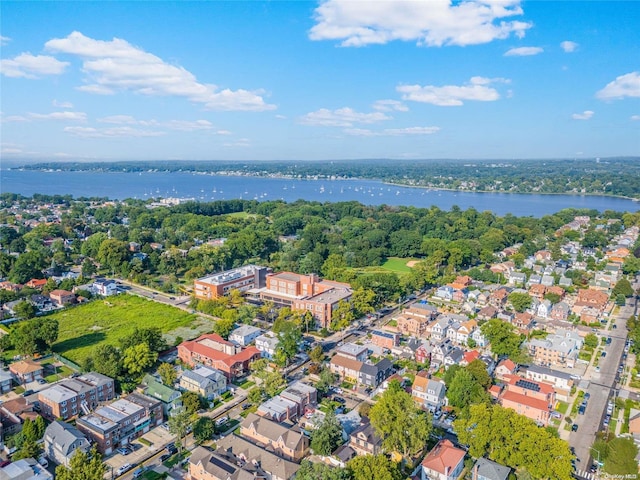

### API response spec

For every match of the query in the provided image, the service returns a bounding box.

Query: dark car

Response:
[160,453,171,463]
[22,390,34,397]
[333,396,346,404]
[572,424,579,432]
[584,392,591,400]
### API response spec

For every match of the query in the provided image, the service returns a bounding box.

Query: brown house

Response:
[49,289,76,306]
[240,413,309,462]
[10,360,44,384]
[349,420,383,456]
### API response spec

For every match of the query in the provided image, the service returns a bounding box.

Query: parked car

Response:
[22,390,34,397]
[160,453,171,462]
[37,379,46,385]
[571,424,579,432]
[117,446,131,455]
[133,467,146,479]
[601,351,606,358]
[584,393,591,400]
[578,405,586,415]
[116,464,133,476]
[215,416,229,427]
[333,396,346,404]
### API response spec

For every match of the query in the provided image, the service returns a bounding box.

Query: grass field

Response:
[381,257,418,273]
[50,295,203,364]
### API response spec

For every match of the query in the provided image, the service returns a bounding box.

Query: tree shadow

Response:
[52,332,107,354]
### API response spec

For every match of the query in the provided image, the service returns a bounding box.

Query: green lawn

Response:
[44,365,74,383]
[381,257,418,273]
[49,295,201,364]
[556,401,569,415]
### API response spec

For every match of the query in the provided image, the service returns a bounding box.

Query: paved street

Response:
[570,297,636,473]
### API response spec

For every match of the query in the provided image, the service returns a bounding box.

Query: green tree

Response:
[33,317,58,352]
[212,316,236,340]
[168,409,193,453]
[612,278,634,298]
[348,454,403,480]
[85,344,122,378]
[96,238,130,273]
[604,437,639,475]
[351,287,376,317]
[157,362,177,386]
[508,292,533,312]
[584,333,599,349]
[122,343,157,375]
[295,460,350,480]
[10,322,38,357]
[13,440,42,461]
[316,368,336,396]
[309,344,324,364]
[331,299,354,332]
[369,380,431,457]
[193,417,216,444]
[182,391,205,415]
[311,410,343,455]
[81,258,97,277]
[13,300,37,320]
[55,447,106,480]
[274,321,302,367]
[447,368,489,410]
[481,319,523,358]
[466,359,492,389]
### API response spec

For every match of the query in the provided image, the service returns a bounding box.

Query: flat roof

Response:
[197,265,263,285]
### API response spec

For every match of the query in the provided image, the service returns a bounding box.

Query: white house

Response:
[92,278,118,296]
[434,286,454,301]
[44,420,90,467]
[255,333,280,360]
[229,325,263,347]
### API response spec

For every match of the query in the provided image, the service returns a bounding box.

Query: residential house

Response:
[240,413,309,462]
[0,370,13,394]
[257,396,298,423]
[92,278,118,296]
[477,306,497,321]
[140,374,182,417]
[193,265,270,300]
[43,420,90,467]
[412,372,446,412]
[521,365,574,402]
[443,348,464,369]
[573,288,609,315]
[489,288,509,308]
[397,303,438,337]
[279,382,316,418]
[371,330,400,350]
[30,294,55,313]
[358,359,393,388]
[349,420,383,456]
[512,313,534,334]
[536,300,552,319]
[25,279,47,289]
[49,289,76,306]
[188,445,271,480]
[76,392,163,455]
[535,250,553,263]
[9,360,43,385]
[229,325,263,347]
[528,284,546,300]
[216,434,300,480]
[431,340,454,368]
[255,333,280,360]
[494,359,517,381]
[550,302,570,322]
[541,275,555,287]
[527,275,542,288]
[335,343,368,362]
[527,329,582,368]
[434,286,454,302]
[628,409,640,437]
[178,333,261,381]
[559,276,573,288]
[76,372,115,402]
[546,286,565,299]
[431,317,453,342]
[499,375,555,427]
[416,343,431,365]
[0,459,53,480]
[0,397,37,438]
[455,320,477,346]
[508,272,526,286]
[421,439,466,480]
[330,355,361,383]
[471,458,511,480]
[179,366,227,400]
[471,328,488,348]
[258,382,317,422]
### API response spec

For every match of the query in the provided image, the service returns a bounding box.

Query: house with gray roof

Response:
[472,458,511,480]
[188,445,270,480]
[229,325,263,347]
[179,366,227,400]
[44,420,90,467]
[0,370,13,394]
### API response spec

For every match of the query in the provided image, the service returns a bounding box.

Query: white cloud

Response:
[97,115,223,132]
[560,41,578,53]
[28,111,87,121]
[596,72,640,100]
[64,126,165,138]
[504,46,543,56]
[572,110,594,120]
[309,0,531,47]
[345,126,440,136]
[216,130,232,135]
[631,115,640,121]
[275,114,287,120]
[372,99,409,112]
[223,138,251,147]
[1,115,29,122]
[299,107,391,127]
[0,53,69,78]
[45,31,276,111]
[397,77,507,106]
[52,100,74,109]
[1,36,11,46]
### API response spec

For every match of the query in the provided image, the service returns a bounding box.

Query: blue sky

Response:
[1,0,639,162]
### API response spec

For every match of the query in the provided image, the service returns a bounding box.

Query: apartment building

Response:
[37,374,115,421]
[240,413,309,462]
[75,392,163,455]
[194,265,270,301]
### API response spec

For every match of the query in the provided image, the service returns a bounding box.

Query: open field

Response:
[50,295,206,364]
[381,257,419,273]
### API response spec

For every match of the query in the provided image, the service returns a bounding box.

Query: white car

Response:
[116,464,133,476]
